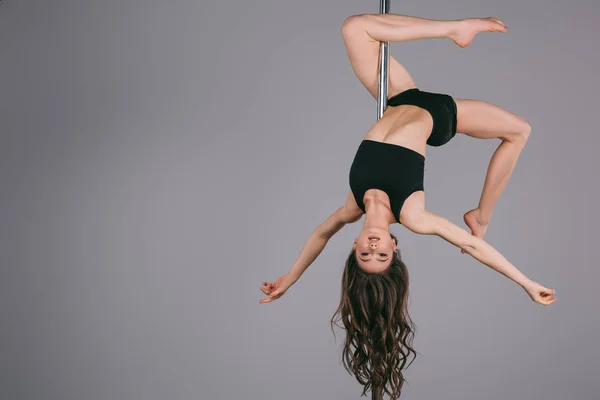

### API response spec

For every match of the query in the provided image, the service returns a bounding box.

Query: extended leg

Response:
[455,99,531,246]
[341,14,505,100]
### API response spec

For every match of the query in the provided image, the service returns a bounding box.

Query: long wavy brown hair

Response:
[330,232,418,399]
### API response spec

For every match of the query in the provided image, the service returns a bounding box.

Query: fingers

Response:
[259,292,282,304]
[545,297,558,305]
[261,281,275,292]
[538,288,557,306]
[259,281,282,304]
[259,286,276,303]
[541,287,556,298]
[259,297,275,304]
[539,296,557,306]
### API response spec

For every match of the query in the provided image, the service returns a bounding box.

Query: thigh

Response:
[342,15,416,100]
[454,98,531,141]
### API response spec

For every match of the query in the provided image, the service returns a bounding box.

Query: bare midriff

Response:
[363,104,432,158]
[360,104,430,214]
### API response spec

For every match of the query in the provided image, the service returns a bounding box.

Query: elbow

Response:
[460,236,479,254]
[460,243,476,254]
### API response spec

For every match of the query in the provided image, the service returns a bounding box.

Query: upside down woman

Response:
[259,12,557,399]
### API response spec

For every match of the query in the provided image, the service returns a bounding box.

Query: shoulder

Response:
[398,191,434,233]
[317,195,363,240]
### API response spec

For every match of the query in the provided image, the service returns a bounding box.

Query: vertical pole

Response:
[377,0,391,121]
[374,2,391,397]
[372,385,384,400]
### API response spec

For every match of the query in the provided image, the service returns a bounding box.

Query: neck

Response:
[363,198,395,230]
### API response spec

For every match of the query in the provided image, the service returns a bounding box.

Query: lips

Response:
[368,235,380,240]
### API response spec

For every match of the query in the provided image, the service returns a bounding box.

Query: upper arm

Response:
[317,191,364,239]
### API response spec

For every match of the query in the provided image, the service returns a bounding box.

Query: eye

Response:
[379,253,386,257]
[361,252,369,256]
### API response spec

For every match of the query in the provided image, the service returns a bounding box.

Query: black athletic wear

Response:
[349,140,425,223]
[348,88,457,223]
[387,88,457,147]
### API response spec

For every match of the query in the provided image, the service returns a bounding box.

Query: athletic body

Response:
[259,14,556,305]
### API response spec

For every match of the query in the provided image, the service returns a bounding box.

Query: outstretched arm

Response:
[286,205,350,282]
[402,210,557,305]
[259,204,359,303]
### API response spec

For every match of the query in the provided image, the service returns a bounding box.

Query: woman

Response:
[259,13,557,399]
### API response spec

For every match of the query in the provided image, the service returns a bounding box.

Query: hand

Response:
[259,274,294,304]
[449,17,507,48]
[523,280,557,306]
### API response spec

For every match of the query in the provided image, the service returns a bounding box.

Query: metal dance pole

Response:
[372,385,384,400]
[373,3,391,397]
[373,5,391,398]
[377,0,391,121]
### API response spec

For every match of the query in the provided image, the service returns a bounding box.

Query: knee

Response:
[518,119,532,142]
[508,119,531,144]
[341,14,368,37]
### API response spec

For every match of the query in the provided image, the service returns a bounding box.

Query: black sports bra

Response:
[349,140,425,223]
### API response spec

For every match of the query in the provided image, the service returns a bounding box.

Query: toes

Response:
[484,17,506,32]
[488,17,505,26]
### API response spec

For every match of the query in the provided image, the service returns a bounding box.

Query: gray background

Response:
[0,0,598,399]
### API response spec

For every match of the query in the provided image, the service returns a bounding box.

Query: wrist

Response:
[518,277,533,288]
[286,271,300,285]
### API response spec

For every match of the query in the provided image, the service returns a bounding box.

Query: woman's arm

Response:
[259,204,360,303]
[403,210,530,286]
[259,209,347,304]
[286,205,356,283]
[401,210,557,305]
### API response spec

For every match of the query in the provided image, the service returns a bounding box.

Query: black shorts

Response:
[387,88,458,147]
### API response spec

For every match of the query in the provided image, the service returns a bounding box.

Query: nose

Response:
[369,242,378,249]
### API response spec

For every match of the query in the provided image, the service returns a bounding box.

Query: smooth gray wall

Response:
[1,0,598,399]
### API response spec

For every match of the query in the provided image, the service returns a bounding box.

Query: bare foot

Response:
[462,209,489,254]
[449,17,507,48]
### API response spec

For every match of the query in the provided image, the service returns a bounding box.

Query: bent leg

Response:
[454,99,531,244]
[341,14,417,100]
[456,99,531,141]
[341,15,505,100]
[341,13,468,100]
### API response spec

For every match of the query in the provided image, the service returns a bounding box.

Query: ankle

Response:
[475,208,491,225]
[444,19,463,38]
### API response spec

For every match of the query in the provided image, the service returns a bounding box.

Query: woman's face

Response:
[353,227,396,273]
